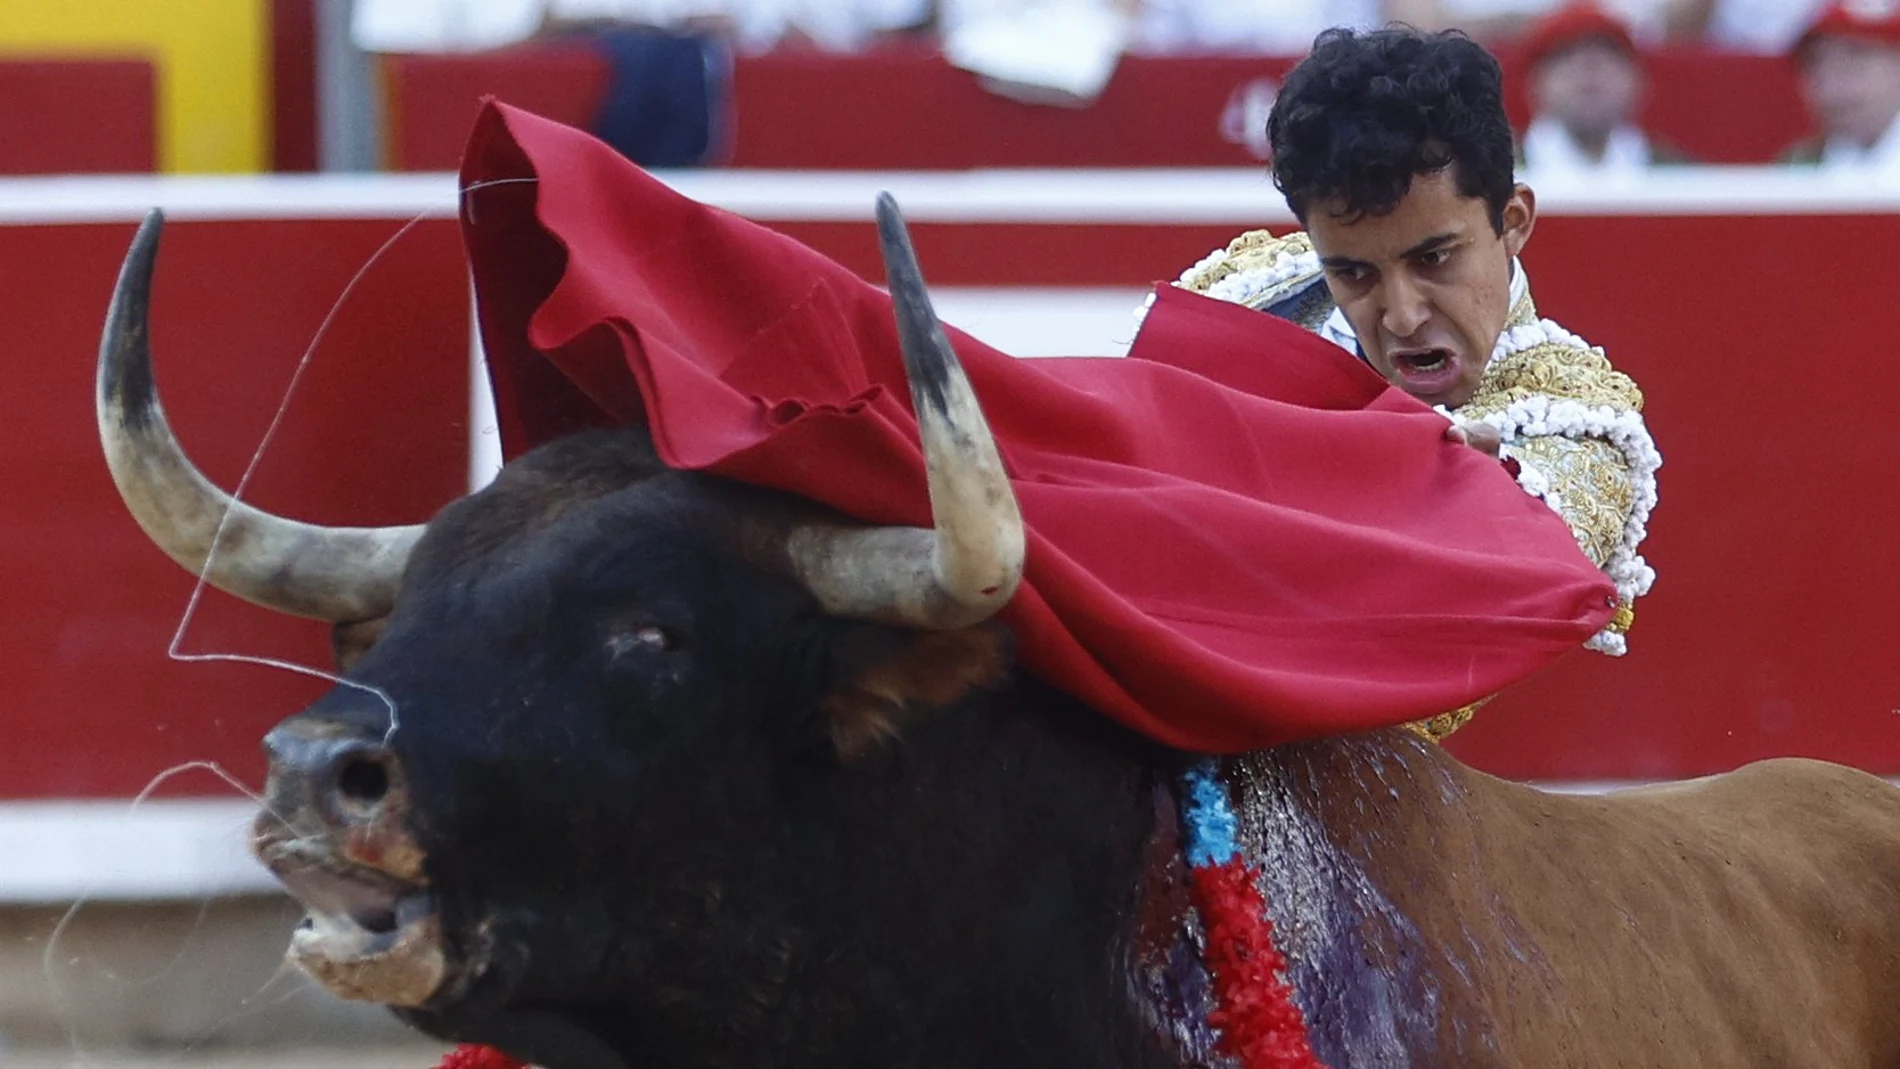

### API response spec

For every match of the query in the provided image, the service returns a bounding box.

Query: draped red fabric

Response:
[458,101,1615,753]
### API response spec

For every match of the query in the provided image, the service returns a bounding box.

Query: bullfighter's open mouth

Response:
[257,834,455,1008]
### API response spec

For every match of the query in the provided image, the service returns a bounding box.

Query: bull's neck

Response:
[1230,727,1491,1067]
[591,707,1483,1068]
[614,677,1179,1069]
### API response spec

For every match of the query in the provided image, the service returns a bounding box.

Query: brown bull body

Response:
[1220,731,1900,1065]
[95,205,1900,1069]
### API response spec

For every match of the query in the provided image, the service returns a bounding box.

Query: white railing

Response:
[5,164,1900,226]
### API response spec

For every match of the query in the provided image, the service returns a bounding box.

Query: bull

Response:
[97,201,1900,1069]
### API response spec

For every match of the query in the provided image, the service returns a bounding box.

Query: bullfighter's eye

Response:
[607,625,678,657]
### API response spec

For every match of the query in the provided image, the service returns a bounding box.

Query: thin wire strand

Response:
[166,176,542,696]
[163,176,544,744]
[42,761,273,1058]
[163,212,428,738]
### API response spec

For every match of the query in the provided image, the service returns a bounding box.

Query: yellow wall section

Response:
[0,0,268,172]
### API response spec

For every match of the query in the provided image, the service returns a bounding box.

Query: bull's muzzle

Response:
[256,720,449,1008]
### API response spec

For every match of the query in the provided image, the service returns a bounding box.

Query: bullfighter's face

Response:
[1305,169,1535,409]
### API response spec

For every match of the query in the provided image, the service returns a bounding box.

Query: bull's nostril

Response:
[355,906,399,934]
[336,754,391,808]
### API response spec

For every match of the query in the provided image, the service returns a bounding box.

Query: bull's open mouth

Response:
[258,836,454,1008]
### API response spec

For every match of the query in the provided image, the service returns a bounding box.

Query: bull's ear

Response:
[330,617,390,673]
[820,622,1014,760]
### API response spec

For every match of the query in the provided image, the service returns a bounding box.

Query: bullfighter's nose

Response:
[263,720,398,829]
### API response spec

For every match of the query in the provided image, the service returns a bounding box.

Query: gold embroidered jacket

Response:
[1167,229,1661,736]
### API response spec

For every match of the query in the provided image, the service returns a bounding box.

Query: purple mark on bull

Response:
[1230,745,1461,1068]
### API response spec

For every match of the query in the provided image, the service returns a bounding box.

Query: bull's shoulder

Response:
[1589,758,1900,908]
[1442,758,1900,916]
[1624,757,1900,829]
[1448,761,1900,1065]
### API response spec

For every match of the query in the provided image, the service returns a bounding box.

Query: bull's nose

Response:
[263,721,398,828]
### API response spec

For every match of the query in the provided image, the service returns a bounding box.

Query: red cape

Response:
[458,101,1615,753]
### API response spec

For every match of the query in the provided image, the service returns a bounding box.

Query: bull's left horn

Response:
[786,194,1025,629]
[97,209,424,623]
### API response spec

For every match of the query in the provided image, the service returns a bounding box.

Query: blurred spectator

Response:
[352,0,932,166]
[352,0,535,51]
[1418,0,1676,44]
[1782,0,1900,171]
[1669,0,1828,52]
[938,0,1134,104]
[1129,0,1442,54]
[1518,2,1691,171]
[352,0,932,55]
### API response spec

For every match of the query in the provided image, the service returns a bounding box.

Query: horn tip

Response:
[135,207,165,246]
[874,192,909,252]
[100,207,168,428]
[125,208,165,274]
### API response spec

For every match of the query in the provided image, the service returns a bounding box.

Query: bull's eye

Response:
[606,625,678,657]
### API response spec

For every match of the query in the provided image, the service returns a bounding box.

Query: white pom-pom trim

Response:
[1131,242,1322,329]
[1449,319,1662,656]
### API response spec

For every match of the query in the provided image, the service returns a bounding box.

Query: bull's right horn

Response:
[785,194,1026,630]
[97,209,423,623]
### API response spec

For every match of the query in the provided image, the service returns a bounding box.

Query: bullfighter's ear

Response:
[330,617,390,674]
[820,622,1014,760]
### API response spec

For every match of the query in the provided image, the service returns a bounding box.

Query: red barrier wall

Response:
[0,59,156,174]
[1450,213,1900,780]
[382,45,1814,172]
[1,217,468,799]
[382,45,610,173]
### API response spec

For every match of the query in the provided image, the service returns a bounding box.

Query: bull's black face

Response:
[255,429,1104,1064]
[104,205,1164,1067]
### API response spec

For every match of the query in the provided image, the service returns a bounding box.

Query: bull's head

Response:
[95,201,1154,1066]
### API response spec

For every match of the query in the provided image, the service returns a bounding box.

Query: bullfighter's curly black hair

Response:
[1268,27,1516,231]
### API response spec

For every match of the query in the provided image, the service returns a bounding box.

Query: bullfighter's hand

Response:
[1445,421,1503,458]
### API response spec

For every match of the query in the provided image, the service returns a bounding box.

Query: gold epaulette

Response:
[1176,230,1316,295]
[1173,230,1336,331]
[1459,340,1645,422]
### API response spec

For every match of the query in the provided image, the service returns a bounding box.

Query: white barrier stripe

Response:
[0,799,275,903]
[0,174,462,223]
[7,166,1900,226]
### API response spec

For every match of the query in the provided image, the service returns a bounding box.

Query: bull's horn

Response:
[97,209,424,623]
[786,194,1025,629]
